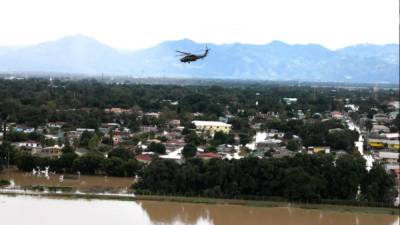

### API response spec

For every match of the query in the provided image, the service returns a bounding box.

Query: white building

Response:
[192,121,232,134]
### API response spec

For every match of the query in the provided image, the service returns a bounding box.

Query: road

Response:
[346,119,374,171]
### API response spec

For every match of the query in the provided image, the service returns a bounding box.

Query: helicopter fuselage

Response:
[180,55,201,63]
[178,48,209,63]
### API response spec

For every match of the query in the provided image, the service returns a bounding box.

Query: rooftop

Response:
[192,121,232,127]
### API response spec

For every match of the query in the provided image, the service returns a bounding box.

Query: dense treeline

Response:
[0,78,396,130]
[0,143,142,177]
[135,154,397,204]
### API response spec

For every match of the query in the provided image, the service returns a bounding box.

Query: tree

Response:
[15,151,36,172]
[362,163,397,203]
[0,142,16,166]
[72,152,105,174]
[212,131,229,146]
[108,147,134,160]
[88,134,100,150]
[121,159,141,177]
[184,131,203,146]
[182,143,197,158]
[326,131,352,151]
[159,136,168,142]
[239,133,251,145]
[286,139,299,151]
[283,167,321,201]
[333,154,367,200]
[57,152,78,173]
[79,131,94,147]
[62,145,75,154]
[102,157,124,176]
[206,146,217,152]
[147,142,166,155]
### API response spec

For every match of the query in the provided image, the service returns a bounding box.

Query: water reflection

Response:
[0,195,398,225]
[139,200,399,225]
[0,169,133,192]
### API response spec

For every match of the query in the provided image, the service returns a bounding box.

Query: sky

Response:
[0,0,398,50]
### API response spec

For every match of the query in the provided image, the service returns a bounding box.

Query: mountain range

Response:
[0,35,398,83]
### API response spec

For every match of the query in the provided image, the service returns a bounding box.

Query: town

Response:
[0,78,399,205]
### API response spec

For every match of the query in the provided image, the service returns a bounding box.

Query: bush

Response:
[0,179,10,186]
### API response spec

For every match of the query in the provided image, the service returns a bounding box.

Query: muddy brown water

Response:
[1,170,399,225]
[0,195,398,225]
[0,169,134,192]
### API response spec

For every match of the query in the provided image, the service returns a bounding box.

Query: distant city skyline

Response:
[0,0,398,50]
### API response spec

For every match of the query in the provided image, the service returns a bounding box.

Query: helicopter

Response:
[176,46,210,63]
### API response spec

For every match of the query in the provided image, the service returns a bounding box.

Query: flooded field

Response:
[0,195,398,225]
[0,169,134,192]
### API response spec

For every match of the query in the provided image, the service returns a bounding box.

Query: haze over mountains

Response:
[0,35,398,83]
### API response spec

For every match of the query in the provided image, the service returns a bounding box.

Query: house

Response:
[389,111,399,120]
[76,128,95,133]
[373,113,390,124]
[102,123,120,129]
[371,125,390,133]
[217,144,235,153]
[283,98,298,105]
[265,129,285,138]
[386,140,400,151]
[366,139,399,150]
[159,147,184,163]
[141,126,158,133]
[192,120,232,134]
[378,151,399,164]
[387,101,400,110]
[144,112,160,118]
[135,154,152,164]
[104,108,133,114]
[331,111,344,120]
[368,139,385,149]
[33,145,63,158]
[165,139,185,150]
[344,104,359,112]
[297,110,305,119]
[197,152,221,160]
[192,112,204,117]
[383,133,399,140]
[47,122,65,129]
[308,146,330,154]
[16,140,41,149]
[169,119,181,127]
[14,125,35,133]
[44,134,59,140]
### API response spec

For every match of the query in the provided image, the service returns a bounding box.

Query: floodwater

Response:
[0,195,398,225]
[0,169,134,192]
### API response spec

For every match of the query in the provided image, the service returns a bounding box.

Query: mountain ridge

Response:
[0,35,398,83]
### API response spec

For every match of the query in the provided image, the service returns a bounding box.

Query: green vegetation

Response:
[134,154,397,205]
[0,78,398,208]
[182,143,197,158]
[147,142,166,155]
[0,179,10,186]
[12,147,142,177]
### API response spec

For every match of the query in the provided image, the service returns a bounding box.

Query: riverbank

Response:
[2,189,397,215]
[0,188,135,201]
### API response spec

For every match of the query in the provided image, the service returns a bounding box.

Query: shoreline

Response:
[1,189,398,215]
